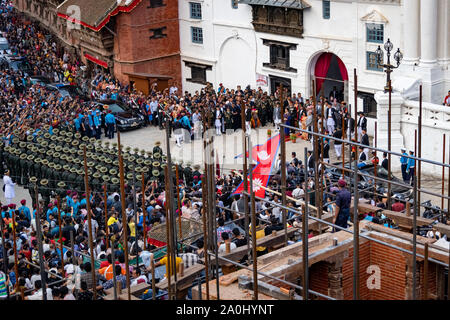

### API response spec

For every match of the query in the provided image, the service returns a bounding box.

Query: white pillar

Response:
[419,0,438,66]
[402,0,420,65]
[437,0,449,65]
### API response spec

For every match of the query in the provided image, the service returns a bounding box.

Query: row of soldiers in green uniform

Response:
[1,125,203,209]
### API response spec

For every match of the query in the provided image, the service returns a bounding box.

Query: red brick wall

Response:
[113,0,181,89]
[309,261,328,300]
[418,261,437,299]
[342,241,371,300]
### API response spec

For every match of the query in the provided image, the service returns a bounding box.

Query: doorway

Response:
[311,52,348,102]
[270,75,291,96]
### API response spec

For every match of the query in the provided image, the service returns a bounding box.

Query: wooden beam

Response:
[156,264,204,291]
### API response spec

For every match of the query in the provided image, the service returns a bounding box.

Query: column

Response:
[437,0,449,65]
[325,254,345,300]
[419,0,438,66]
[402,0,420,65]
[404,253,421,300]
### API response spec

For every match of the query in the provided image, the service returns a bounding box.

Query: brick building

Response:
[13,0,181,94]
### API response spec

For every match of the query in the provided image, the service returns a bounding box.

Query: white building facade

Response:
[179,0,450,173]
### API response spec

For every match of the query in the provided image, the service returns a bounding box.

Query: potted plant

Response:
[290,133,297,143]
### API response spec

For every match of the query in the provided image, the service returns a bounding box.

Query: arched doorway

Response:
[310,52,349,102]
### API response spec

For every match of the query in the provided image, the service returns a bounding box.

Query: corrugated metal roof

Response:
[239,0,311,9]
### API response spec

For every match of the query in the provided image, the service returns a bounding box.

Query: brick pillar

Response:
[404,253,421,299]
[326,254,345,300]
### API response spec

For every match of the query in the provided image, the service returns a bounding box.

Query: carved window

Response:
[263,40,297,73]
[150,26,167,39]
[358,92,377,119]
[272,8,284,24]
[185,61,212,84]
[366,23,384,43]
[148,0,164,8]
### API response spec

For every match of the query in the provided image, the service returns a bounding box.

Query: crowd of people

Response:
[0,1,431,301]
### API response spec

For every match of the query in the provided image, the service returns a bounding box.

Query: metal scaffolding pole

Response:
[279,84,288,246]
[34,185,47,300]
[418,85,422,207]
[387,80,392,210]
[248,137,258,300]
[303,147,309,300]
[412,175,418,300]
[240,102,251,264]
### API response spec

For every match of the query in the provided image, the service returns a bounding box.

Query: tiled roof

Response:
[239,0,311,9]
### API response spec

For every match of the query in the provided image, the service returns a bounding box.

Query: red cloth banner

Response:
[337,56,349,81]
[314,52,333,94]
[84,53,108,68]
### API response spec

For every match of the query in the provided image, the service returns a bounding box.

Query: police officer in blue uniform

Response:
[400,147,408,183]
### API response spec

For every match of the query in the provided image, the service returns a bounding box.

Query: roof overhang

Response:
[57,0,143,32]
[239,0,311,9]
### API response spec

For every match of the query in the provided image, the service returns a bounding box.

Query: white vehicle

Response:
[0,37,11,55]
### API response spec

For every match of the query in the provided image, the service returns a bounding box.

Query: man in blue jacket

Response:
[400,147,408,183]
[406,150,415,186]
[105,109,116,139]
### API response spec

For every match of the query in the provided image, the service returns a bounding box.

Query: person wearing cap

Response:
[334,179,351,231]
[406,150,415,186]
[400,147,408,183]
[3,169,15,204]
[18,199,32,222]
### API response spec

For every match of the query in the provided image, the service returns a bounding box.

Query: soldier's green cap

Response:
[108,149,116,155]
[19,141,26,148]
[37,137,44,143]
[111,177,120,184]
[82,136,89,142]
[152,169,160,177]
[152,161,160,167]
[141,167,149,173]
[128,156,136,162]
[70,167,77,173]
[41,159,49,165]
[122,154,129,160]
[60,154,67,160]
[12,137,19,144]
[43,133,51,139]
[87,161,95,167]
[20,153,27,159]
[112,142,118,147]
[34,158,41,163]
[57,181,66,188]
[66,132,74,138]
[161,163,167,169]
[86,144,94,150]
[136,174,142,181]
[69,148,76,154]
[29,176,38,183]
[59,130,66,136]
[27,154,34,161]
[31,146,38,152]
[66,157,72,163]
[128,163,135,171]
[65,137,72,143]
[52,128,59,134]
[55,146,62,152]
[162,155,167,161]
[4,146,10,152]
[105,158,112,164]
[76,169,83,175]
[53,152,60,158]
[41,140,48,147]
[48,162,55,168]
[63,165,70,171]
[109,168,118,175]
[144,159,152,166]
[125,146,131,151]
[47,150,54,156]
[140,149,146,155]
[57,136,64,142]
[126,173,134,180]
[40,179,48,185]
[172,165,176,170]
[50,135,57,141]
[93,172,101,178]
[27,135,34,142]
[153,152,161,159]
[102,175,111,182]
[91,154,99,161]
[104,141,110,146]
[77,150,84,156]
[113,160,119,166]
[74,133,81,138]
[99,167,108,173]
[79,142,86,149]
[135,167,142,173]
[54,164,62,170]
[136,158,144,164]
[146,151,153,156]
[86,151,93,158]
[89,137,96,144]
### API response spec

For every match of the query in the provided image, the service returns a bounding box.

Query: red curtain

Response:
[314,53,333,94]
[337,56,349,81]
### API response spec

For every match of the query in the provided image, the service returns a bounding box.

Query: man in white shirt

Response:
[26,280,53,300]
[292,184,305,206]
[218,232,237,253]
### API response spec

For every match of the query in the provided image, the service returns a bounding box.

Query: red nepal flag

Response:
[232,134,281,198]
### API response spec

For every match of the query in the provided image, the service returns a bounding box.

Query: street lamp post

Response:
[375,38,403,93]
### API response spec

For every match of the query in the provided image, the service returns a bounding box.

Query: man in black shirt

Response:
[231,228,247,247]
[333,129,343,160]
[381,152,388,171]
[323,138,330,163]
[334,179,351,231]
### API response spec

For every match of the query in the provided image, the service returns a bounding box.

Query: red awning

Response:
[84,53,108,68]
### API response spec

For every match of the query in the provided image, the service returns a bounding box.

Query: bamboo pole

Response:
[10,209,19,291]
[175,165,183,239]
[56,196,65,277]
[248,137,258,300]
[279,84,288,246]
[164,165,173,300]
[303,147,309,300]
[202,159,210,300]
[117,132,131,300]
[104,184,109,250]
[141,175,147,251]
[442,134,446,210]
[83,146,97,300]
[34,186,47,300]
